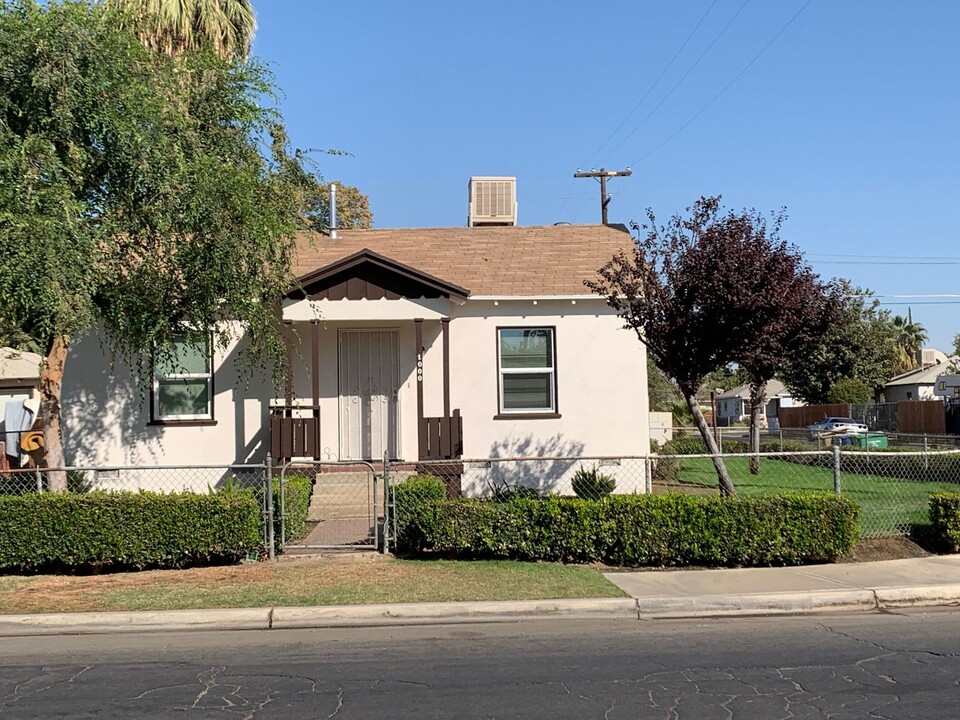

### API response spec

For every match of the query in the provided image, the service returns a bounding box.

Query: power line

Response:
[814,260,960,266]
[598,0,750,166]
[628,0,813,167]
[874,301,960,306]
[808,252,960,261]
[871,294,960,299]
[581,0,719,167]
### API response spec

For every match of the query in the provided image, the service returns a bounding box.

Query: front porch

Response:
[269,249,468,465]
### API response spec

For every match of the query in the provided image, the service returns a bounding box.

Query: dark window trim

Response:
[147,419,218,427]
[495,325,559,416]
[149,332,216,424]
[493,413,562,421]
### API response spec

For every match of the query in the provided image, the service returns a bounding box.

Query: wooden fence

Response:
[780,400,948,434]
[897,400,946,434]
[778,404,850,428]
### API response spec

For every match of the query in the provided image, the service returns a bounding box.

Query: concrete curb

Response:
[0,608,271,636]
[875,584,960,609]
[1,586,959,636]
[271,598,640,628]
[635,590,878,618]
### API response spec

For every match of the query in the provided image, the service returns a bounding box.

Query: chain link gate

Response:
[278,460,380,551]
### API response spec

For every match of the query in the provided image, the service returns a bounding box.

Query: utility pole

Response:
[573,167,632,224]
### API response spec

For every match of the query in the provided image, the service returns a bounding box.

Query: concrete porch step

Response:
[308,508,373,521]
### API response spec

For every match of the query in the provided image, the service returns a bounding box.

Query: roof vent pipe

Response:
[329,183,338,239]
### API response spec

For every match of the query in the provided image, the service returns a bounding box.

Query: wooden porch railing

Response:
[419,409,463,460]
[270,405,321,462]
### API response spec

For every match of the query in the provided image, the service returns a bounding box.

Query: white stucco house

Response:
[60,220,650,493]
[884,351,957,403]
[715,379,798,429]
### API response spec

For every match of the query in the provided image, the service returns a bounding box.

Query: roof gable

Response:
[288,249,469,302]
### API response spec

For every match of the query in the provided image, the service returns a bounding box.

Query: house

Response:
[933,373,960,400]
[60,194,650,494]
[884,350,957,402]
[715,379,798,429]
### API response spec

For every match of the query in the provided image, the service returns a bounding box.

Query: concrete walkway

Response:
[604,555,960,617]
[1,556,958,636]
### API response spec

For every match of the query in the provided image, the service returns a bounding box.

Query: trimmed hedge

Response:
[661,436,748,455]
[930,493,960,552]
[393,475,447,552]
[0,491,262,572]
[395,480,859,567]
[778,449,960,483]
[277,474,313,545]
[759,440,816,453]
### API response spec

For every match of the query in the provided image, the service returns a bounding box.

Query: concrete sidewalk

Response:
[604,555,960,617]
[0,556,958,636]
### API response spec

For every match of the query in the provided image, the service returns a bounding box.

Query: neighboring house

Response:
[61,218,650,493]
[649,411,673,446]
[715,379,799,429]
[884,351,956,402]
[0,347,41,468]
[933,373,960,400]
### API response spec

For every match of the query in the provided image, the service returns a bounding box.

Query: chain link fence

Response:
[4,443,960,562]
[0,463,275,554]
[386,447,960,546]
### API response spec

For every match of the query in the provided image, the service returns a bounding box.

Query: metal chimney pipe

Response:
[329,183,338,239]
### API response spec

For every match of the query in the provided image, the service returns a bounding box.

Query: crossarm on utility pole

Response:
[573,168,632,225]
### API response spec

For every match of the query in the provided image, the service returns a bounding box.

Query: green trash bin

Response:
[857,432,888,449]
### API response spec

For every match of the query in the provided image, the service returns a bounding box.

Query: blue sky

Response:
[253,1,960,350]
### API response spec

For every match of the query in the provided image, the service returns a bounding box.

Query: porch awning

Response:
[282,248,468,322]
[282,296,451,322]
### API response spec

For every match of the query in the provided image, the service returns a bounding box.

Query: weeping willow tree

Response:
[0,1,317,489]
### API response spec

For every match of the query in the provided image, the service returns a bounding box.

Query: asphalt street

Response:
[1,609,959,719]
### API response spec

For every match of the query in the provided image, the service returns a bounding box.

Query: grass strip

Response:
[0,558,624,614]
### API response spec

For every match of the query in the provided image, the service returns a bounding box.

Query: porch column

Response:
[310,319,321,460]
[415,318,425,459]
[441,318,450,418]
[282,320,294,409]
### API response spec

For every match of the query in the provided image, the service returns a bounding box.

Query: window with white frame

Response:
[497,327,556,413]
[152,335,213,422]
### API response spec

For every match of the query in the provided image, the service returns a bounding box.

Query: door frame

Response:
[337,327,402,461]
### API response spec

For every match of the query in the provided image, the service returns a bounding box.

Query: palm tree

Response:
[108,0,257,61]
[891,312,928,372]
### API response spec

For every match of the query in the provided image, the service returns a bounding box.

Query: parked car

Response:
[807,417,869,436]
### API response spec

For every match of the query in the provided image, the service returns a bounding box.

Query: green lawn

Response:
[0,558,624,614]
[677,457,958,535]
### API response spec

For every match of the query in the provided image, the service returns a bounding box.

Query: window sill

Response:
[493,413,562,420]
[148,419,217,427]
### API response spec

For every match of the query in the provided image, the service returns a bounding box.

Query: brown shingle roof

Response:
[291,224,634,297]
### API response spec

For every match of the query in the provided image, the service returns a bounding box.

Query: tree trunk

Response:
[749,380,766,475]
[685,391,736,497]
[38,336,69,493]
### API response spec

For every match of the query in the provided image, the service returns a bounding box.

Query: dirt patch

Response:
[840,536,933,563]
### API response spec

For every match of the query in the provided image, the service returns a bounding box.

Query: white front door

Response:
[338,329,400,460]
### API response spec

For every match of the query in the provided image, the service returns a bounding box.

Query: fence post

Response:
[832,444,841,496]
[644,457,653,494]
[35,466,43,493]
[382,450,390,553]
[264,454,275,560]
[923,434,929,473]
